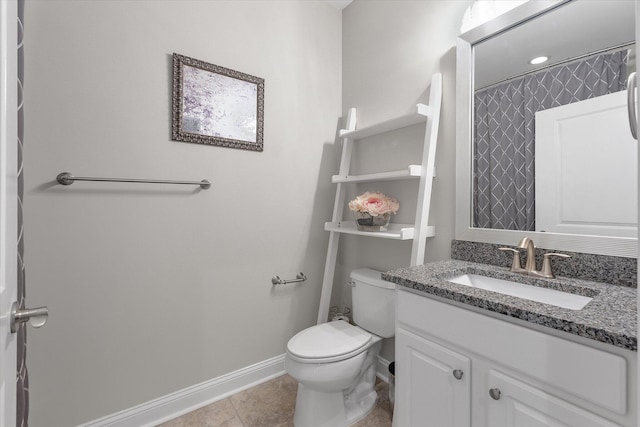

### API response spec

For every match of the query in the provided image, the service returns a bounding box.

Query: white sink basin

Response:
[448,274,592,310]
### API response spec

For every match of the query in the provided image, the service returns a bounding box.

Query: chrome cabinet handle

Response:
[10,302,48,333]
[627,72,637,139]
[489,388,501,400]
[452,369,463,380]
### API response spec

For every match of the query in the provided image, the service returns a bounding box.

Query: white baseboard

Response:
[78,353,391,427]
[376,355,391,383]
[77,354,286,427]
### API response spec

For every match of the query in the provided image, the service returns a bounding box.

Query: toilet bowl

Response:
[285,268,396,427]
[285,321,381,427]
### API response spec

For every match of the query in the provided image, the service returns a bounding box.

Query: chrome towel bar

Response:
[56,172,211,189]
[272,272,307,286]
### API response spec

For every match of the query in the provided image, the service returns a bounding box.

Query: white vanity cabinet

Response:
[396,327,471,426]
[395,288,637,427]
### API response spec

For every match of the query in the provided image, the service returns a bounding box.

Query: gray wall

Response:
[23,1,341,426]
[339,0,470,360]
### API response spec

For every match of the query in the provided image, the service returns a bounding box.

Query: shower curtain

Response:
[473,50,629,230]
[17,0,28,425]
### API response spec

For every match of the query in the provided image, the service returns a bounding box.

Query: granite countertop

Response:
[383,260,637,351]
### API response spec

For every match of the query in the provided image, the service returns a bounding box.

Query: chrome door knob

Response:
[10,301,48,333]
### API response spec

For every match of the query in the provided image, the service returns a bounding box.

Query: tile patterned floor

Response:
[157,374,392,427]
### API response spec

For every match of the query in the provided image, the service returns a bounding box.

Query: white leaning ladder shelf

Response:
[317,73,443,324]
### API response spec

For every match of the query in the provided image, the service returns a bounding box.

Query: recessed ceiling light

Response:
[529,56,549,65]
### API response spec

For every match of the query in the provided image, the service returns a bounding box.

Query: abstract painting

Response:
[172,53,264,151]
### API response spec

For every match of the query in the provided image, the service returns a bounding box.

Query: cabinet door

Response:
[395,328,471,427]
[486,370,622,427]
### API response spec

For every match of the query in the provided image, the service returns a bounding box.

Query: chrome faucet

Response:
[499,237,570,278]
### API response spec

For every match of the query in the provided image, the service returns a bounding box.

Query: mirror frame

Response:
[455,0,637,258]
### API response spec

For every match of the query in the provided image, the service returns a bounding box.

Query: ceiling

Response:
[325,0,353,10]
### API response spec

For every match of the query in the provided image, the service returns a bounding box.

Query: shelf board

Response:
[332,165,422,184]
[325,221,414,240]
[325,221,435,240]
[339,104,429,140]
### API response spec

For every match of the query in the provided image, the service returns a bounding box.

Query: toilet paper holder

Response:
[272,272,307,285]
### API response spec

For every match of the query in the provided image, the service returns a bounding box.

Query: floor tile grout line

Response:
[227,396,245,427]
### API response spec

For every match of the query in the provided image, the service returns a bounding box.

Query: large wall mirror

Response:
[456,0,637,258]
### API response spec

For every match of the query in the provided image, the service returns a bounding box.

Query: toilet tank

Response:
[350,268,396,338]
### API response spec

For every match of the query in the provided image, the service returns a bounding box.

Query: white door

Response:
[535,91,638,238]
[636,0,640,422]
[0,0,18,425]
[395,327,471,427]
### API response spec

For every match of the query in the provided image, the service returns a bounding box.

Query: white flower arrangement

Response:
[348,191,400,217]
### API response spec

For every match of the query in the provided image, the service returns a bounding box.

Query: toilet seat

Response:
[287,320,373,363]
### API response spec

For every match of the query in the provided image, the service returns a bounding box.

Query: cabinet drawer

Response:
[397,289,628,415]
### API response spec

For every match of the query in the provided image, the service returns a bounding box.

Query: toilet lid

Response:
[287,320,372,360]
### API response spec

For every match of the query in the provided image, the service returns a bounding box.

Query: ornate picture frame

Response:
[172,53,265,151]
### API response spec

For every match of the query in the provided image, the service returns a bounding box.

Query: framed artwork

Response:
[172,53,265,151]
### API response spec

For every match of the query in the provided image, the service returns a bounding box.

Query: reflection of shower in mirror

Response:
[456,0,637,257]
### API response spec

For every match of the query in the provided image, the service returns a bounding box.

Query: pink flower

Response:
[348,191,399,217]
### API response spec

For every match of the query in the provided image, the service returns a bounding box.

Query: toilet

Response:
[285,268,396,427]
